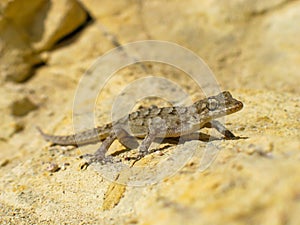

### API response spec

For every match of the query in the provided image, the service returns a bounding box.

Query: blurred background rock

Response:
[0,0,299,224]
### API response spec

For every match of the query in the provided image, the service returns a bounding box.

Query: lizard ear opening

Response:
[206,98,219,111]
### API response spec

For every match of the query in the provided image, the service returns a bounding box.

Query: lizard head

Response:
[193,91,243,120]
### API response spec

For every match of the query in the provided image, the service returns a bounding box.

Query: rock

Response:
[48,23,114,66]
[1,0,89,51]
[80,0,150,42]
[201,0,287,22]
[0,0,89,83]
[46,163,60,173]
[0,18,41,82]
[31,0,89,51]
[10,97,38,117]
[0,0,46,82]
[0,159,10,167]
[80,0,129,18]
[0,116,25,141]
[0,1,300,224]
[247,1,300,93]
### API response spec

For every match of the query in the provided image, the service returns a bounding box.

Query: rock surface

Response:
[0,0,299,224]
[0,0,88,82]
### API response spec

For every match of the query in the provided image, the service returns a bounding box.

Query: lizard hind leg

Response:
[82,133,119,165]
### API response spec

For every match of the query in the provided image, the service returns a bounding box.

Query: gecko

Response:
[38,91,243,166]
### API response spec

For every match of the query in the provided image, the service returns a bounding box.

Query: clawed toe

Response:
[224,135,247,140]
[79,153,94,159]
[125,153,145,161]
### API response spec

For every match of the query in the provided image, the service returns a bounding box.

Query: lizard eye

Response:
[206,98,219,111]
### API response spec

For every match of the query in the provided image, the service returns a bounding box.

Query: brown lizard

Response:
[38,91,243,165]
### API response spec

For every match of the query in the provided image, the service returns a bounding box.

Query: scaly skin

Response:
[38,91,243,165]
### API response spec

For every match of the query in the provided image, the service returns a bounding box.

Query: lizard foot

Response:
[80,153,121,166]
[124,152,147,162]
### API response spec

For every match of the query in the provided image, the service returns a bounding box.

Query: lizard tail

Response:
[36,126,78,146]
[36,125,111,146]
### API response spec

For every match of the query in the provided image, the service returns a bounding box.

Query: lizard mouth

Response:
[227,100,243,113]
[208,99,243,118]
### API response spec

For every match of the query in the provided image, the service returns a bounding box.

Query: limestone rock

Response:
[0,0,89,83]
[0,1,300,224]
[31,0,89,51]
[1,0,89,51]
[10,96,38,117]
[0,18,41,82]
[48,23,115,66]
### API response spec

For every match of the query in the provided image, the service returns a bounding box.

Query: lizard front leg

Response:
[114,126,139,149]
[203,120,236,139]
[136,117,166,160]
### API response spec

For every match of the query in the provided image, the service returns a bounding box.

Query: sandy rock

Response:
[1,0,89,51]
[0,0,89,82]
[31,0,89,51]
[241,1,300,93]
[0,0,45,82]
[80,0,129,18]
[1,0,45,28]
[0,18,41,82]
[48,23,115,66]
[0,114,23,141]
[201,0,288,21]
[46,163,60,173]
[81,0,151,42]
[0,1,300,224]
[10,96,38,117]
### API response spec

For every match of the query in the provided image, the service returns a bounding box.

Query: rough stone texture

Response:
[0,0,299,224]
[0,0,88,82]
[10,96,38,117]
[0,17,41,82]
[31,0,89,51]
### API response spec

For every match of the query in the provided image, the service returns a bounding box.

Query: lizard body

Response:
[38,91,243,165]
